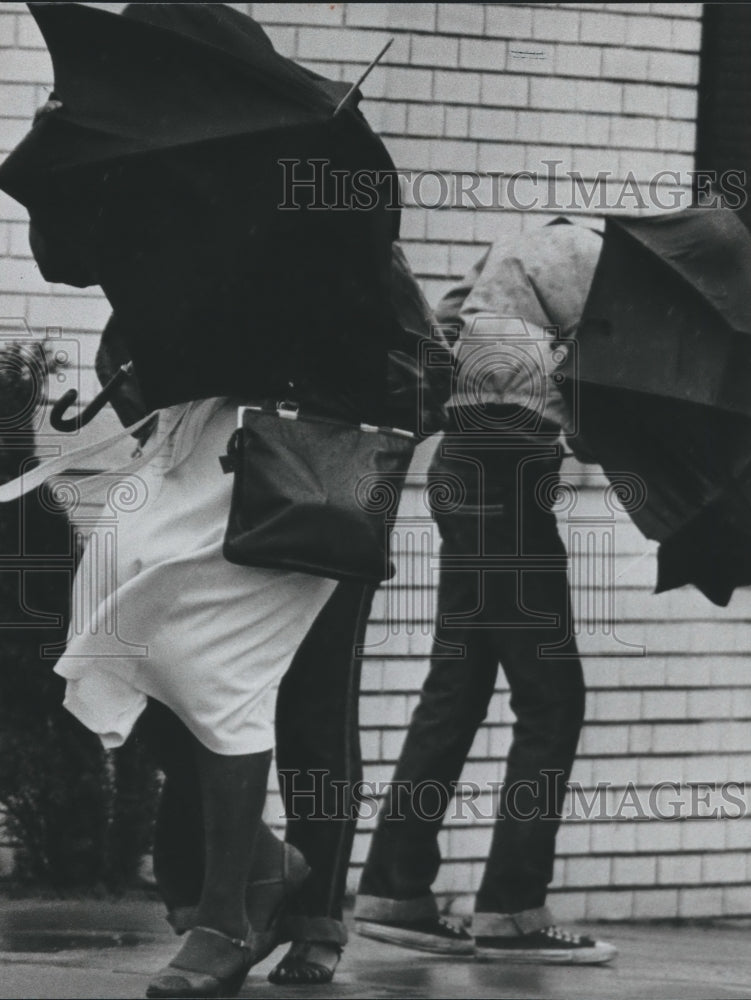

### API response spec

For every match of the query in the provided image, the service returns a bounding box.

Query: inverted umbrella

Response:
[0,2,395,203]
[0,3,402,425]
[568,206,751,606]
[91,244,453,440]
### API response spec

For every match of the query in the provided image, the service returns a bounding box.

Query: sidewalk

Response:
[0,898,749,999]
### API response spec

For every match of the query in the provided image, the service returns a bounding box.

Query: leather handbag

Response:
[220,404,416,583]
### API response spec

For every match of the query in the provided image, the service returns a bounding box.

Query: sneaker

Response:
[355,916,474,955]
[475,924,617,965]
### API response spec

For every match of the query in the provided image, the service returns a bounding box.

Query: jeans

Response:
[140,580,374,945]
[276,581,374,938]
[358,446,585,917]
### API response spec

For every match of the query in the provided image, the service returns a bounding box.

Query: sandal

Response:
[245,843,311,964]
[166,840,311,958]
[267,940,342,986]
[146,925,253,999]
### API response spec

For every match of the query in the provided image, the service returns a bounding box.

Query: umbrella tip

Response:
[333,37,393,116]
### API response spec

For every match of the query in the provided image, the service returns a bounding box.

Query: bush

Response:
[0,341,158,892]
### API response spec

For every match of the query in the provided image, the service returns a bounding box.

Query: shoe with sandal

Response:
[246,842,311,964]
[268,915,347,986]
[268,940,342,985]
[146,925,253,999]
[166,840,310,966]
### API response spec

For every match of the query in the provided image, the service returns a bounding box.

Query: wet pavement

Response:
[0,898,749,998]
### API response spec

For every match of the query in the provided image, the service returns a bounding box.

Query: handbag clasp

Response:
[276,400,299,420]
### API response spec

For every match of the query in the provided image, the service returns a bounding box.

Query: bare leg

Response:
[146,743,272,998]
[192,742,272,940]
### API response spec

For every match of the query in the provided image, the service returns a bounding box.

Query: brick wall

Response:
[248,1,701,302]
[349,447,751,922]
[3,3,750,920]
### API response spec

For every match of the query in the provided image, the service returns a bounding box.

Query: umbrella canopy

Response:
[569,207,751,606]
[0,2,390,202]
[0,3,402,424]
[93,243,453,438]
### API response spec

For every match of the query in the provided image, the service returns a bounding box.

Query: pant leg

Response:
[359,441,585,920]
[275,581,374,936]
[357,523,499,913]
[475,510,585,915]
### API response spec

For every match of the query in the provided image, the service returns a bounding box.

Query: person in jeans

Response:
[355,221,617,964]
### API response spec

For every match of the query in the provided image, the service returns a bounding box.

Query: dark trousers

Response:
[359,449,585,915]
[276,581,373,927]
[140,580,373,935]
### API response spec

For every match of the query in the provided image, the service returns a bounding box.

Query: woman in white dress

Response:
[1,6,405,994]
[53,396,336,997]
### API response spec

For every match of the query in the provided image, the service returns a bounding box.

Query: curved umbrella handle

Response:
[50,362,133,433]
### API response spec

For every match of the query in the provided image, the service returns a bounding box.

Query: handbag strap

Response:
[0,408,160,503]
[236,402,414,435]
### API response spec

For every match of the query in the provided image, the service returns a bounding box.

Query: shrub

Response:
[0,341,158,892]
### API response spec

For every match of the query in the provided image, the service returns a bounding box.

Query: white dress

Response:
[54,398,337,755]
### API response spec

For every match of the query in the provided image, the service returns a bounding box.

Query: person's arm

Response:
[446,229,589,436]
[433,248,491,342]
[385,243,453,436]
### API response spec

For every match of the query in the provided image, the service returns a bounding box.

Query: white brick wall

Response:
[3,3,749,922]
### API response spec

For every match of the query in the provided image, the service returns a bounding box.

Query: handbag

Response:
[220,403,416,583]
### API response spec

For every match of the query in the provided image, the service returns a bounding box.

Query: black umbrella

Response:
[568,206,751,606]
[91,244,453,441]
[0,3,394,204]
[0,3,402,426]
